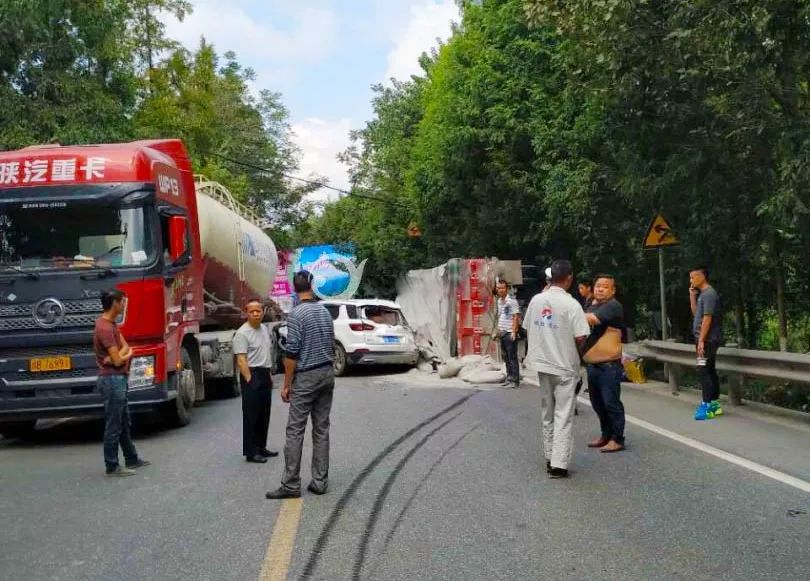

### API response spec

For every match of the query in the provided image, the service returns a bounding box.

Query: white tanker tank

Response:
[194,177,278,326]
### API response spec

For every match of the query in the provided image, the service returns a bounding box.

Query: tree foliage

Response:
[300,0,809,348]
[0,0,313,237]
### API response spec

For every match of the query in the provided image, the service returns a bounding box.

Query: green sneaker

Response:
[709,400,724,417]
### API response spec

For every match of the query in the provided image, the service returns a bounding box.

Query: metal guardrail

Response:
[636,340,810,405]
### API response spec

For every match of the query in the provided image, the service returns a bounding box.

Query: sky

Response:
[162,0,460,202]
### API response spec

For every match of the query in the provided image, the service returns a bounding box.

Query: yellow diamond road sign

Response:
[407,222,422,238]
[643,214,679,249]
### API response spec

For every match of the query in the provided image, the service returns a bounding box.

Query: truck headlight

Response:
[129,356,155,389]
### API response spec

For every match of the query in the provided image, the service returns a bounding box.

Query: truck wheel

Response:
[0,420,37,439]
[334,343,348,377]
[165,347,195,427]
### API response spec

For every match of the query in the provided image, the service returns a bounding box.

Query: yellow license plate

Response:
[29,356,72,373]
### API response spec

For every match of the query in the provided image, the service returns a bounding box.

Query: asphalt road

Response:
[1,370,808,581]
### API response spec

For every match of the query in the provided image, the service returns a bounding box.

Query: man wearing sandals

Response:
[583,275,626,453]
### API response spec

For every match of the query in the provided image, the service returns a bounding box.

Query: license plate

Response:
[29,356,72,373]
[383,336,400,344]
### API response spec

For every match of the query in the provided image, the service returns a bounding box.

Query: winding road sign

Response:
[644,213,679,249]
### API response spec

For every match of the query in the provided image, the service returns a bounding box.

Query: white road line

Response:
[577,396,810,494]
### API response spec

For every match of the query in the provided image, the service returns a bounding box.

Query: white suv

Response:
[274,299,418,375]
[324,299,418,375]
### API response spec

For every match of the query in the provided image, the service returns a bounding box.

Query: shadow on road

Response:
[0,395,233,449]
[341,365,416,378]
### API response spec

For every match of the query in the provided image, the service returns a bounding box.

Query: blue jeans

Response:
[98,375,139,471]
[500,333,520,383]
[586,361,626,444]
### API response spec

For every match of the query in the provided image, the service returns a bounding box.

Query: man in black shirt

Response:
[582,275,626,453]
[578,279,594,309]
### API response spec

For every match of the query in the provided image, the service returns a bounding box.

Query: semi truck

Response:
[0,139,278,436]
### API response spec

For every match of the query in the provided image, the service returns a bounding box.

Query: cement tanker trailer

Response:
[0,139,278,435]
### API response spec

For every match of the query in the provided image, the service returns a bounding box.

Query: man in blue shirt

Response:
[266,271,336,499]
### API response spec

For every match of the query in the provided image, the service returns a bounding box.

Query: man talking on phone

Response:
[689,266,724,420]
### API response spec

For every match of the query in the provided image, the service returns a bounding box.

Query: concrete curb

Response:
[521,372,810,432]
[621,380,810,429]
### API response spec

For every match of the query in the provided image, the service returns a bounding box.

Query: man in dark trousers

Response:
[266,271,335,499]
[494,280,521,388]
[689,266,724,420]
[94,289,150,477]
[234,298,277,463]
[583,275,626,453]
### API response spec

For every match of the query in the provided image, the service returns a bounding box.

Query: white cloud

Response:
[290,117,353,203]
[162,2,338,80]
[384,0,459,82]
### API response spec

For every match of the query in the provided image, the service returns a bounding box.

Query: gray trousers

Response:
[281,365,335,492]
[538,372,578,470]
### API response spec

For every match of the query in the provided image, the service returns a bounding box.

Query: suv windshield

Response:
[0,201,155,272]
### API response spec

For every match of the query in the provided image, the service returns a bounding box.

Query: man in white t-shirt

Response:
[523,260,590,478]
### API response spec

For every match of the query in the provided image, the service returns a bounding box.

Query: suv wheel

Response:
[334,343,348,377]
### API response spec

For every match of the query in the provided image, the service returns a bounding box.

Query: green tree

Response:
[133,41,317,236]
[0,0,189,148]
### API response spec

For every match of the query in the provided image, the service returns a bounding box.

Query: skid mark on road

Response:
[299,391,478,579]
[352,412,463,580]
[368,423,482,577]
[260,497,303,581]
[577,396,810,494]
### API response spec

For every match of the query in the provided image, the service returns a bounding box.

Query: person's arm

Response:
[572,304,591,356]
[689,287,698,316]
[697,315,713,357]
[696,291,717,357]
[510,299,521,339]
[236,353,251,384]
[282,314,303,403]
[105,344,132,367]
[99,325,132,367]
[585,312,600,326]
[232,332,251,383]
[282,357,297,403]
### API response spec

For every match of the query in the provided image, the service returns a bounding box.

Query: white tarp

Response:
[396,261,459,362]
[397,258,522,364]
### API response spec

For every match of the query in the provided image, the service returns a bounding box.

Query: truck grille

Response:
[4,368,91,382]
[0,344,93,358]
[0,299,102,332]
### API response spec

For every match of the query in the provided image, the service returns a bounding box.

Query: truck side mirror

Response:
[169,215,188,262]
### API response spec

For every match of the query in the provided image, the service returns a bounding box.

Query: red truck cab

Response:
[0,140,209,435]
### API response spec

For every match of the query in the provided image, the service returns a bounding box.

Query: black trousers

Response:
[500,332,520,383]
[242,367,272,457]
[697,340,721,403]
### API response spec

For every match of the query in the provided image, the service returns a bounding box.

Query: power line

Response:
[203,151,410,208]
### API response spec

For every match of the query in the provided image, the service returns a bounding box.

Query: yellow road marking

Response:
[259,498,304,581]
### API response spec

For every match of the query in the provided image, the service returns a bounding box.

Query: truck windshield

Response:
[0,202,156,272]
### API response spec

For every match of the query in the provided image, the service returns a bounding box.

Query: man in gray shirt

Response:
[233,299,277,463]
[689,266,724,420]
[266,271,335,499]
